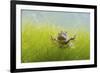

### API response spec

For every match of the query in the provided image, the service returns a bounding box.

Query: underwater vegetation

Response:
[21,23,90,63]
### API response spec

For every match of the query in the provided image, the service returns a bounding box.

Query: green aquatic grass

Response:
[21,23,90,63]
